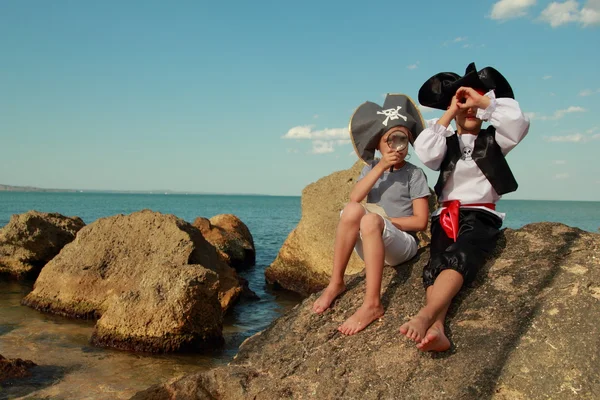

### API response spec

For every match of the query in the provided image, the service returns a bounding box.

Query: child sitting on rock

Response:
[401,62,530,351]
[312,94,430,335]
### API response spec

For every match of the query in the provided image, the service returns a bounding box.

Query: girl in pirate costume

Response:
[400,62,530,351]
[312,94,431,336]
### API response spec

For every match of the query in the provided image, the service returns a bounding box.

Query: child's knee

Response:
[359,213,384,236]
[341,202,365,223]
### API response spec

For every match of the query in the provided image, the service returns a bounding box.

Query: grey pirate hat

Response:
[349,94,425,164]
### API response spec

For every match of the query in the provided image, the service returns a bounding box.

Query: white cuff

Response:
[431,122,455,138]
[476,90,497,121]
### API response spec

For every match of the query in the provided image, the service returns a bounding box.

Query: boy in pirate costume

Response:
[312,94,431,336]
[399,62,530,351]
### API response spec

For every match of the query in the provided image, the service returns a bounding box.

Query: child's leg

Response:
[313,202,365,313]
[417,289,451,352]
[338,213,385,335]
[400,210,501,349]
[400,270,463,342]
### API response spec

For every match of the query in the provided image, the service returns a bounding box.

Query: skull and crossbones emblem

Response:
[377,106,407,126]
[461,146,473,161]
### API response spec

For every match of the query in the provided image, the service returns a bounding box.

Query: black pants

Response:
[422,209,502,288]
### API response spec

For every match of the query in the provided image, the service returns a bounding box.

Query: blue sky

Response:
[1,0,599,200]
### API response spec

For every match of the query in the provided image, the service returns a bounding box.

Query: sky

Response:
[1,0,599,200]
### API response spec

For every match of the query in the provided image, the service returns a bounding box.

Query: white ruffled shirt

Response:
[414,90,530,220]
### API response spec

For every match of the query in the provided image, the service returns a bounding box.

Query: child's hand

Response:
[379,148,401,171]
[456,87,491,110]
[447,93,461,115]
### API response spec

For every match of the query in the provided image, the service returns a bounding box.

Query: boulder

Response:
[0,354,37,383]
[22,210,244,352]
[265,161,437,296]
[0,211,84,279]
[133,223,600,399]
[193,214,255,269]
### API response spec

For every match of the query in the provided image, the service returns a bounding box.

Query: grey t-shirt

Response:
[358,160,430,218]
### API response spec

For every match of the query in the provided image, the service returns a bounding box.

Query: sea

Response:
[0,192,598,399]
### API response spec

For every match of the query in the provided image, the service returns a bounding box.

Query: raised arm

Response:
[476,90,530,155]
[350,147,401,202]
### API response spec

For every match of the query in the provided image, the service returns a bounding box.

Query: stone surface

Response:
[0,211,84,279]
[22,210,245,352]
[134,223,600,399]
[193,214,255,269]
[0,354,37,383]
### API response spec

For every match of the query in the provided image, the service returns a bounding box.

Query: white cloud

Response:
[419,105,437,114]
[593,133,600,139]
[283,125,350,155]
[491,0,537,20]
[286,148,299,153]
[553,160,567,164]
[311,140,335,154]
[539,0,600,27]
[282,125,348,140]
[453,36,468,42]
[579,88,600,96]
[545,133,586,142]
[349,150,357,157]
[554,173,570,179]
[529,106,586,121]
[407,61,420,70]
[581,1,600,26]
[313,114,319,119]
[543,75,553,80]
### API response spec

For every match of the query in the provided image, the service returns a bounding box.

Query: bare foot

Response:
[312,282,346,314]
[337,304,384,335]
[399,311,434,343]
[416,321,450,352]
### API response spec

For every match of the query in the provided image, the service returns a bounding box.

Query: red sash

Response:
[439,201,496,242]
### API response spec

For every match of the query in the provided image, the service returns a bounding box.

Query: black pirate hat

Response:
[418,62,514,110]
[349,94,425,164]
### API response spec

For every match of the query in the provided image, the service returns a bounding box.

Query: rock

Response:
[22,210,245,352]
[133,223,600,399]
[0,354,37,383]
[0,211,85,279]
[193,214,255,269]
[265,161,437,296]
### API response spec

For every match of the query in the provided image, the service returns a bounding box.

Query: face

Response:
[378,126,412,160]
[455,105,483,133]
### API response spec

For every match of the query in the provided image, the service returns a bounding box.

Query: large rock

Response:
[193,214,255,269]
[133,223,600,399]
[0,354,37,383]
[22,210,245,352]
[265,161,437,296]
[0,211,85,279]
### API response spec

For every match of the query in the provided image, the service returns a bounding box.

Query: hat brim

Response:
[349,94,425,164]
[418,63,514,110]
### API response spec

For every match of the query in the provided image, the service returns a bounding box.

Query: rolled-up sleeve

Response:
[414,119,455,171]
[477,90,530,155]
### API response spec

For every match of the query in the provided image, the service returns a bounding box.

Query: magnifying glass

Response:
[386,132,409,172]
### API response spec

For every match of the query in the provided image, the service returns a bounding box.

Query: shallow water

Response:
[0,193,303,399]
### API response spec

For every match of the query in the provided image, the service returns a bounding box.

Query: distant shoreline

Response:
[0,184,295,197]
[1,185,597,201]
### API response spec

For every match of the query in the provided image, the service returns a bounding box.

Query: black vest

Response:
[434,126,518,197]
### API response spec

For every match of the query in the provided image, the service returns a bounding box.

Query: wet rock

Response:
[0,211,84,279]
[193,214,255,269]
[0,354,37,382]
[22,210,244,352]
[134,223,600,399]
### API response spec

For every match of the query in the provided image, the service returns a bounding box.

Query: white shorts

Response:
[341,208,418,266]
